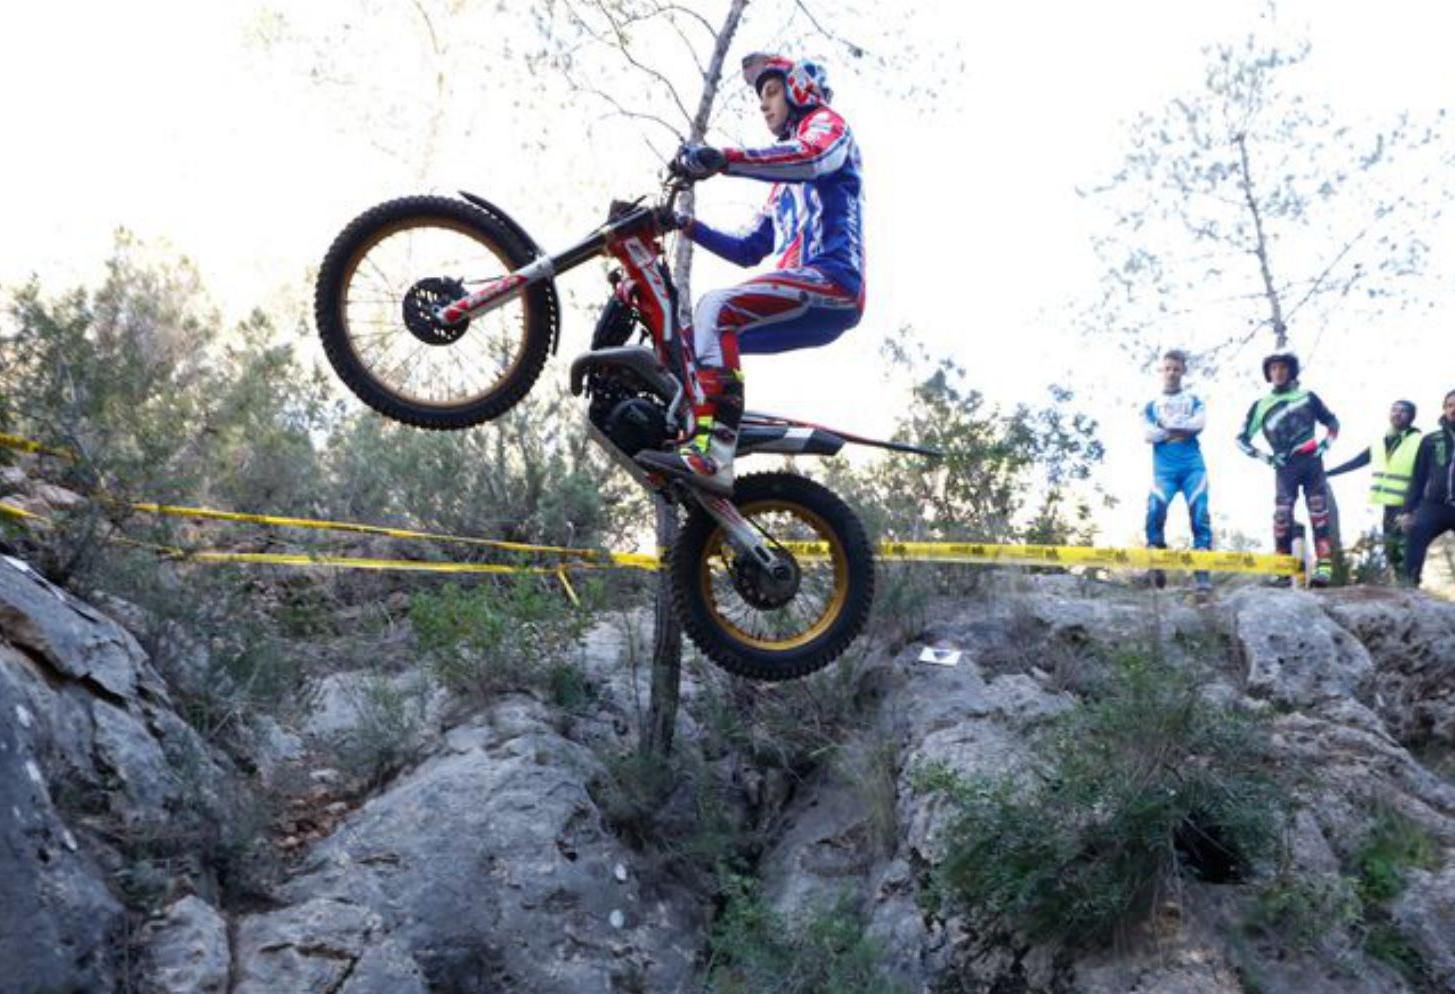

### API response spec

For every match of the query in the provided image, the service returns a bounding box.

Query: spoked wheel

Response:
[672,472,875,681]
[314,196,555,429]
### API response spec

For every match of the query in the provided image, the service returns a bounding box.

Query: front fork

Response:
[583,419,790,576]
[692,491,794,581]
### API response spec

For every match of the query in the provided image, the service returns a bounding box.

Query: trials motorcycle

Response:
[314,171,931,681]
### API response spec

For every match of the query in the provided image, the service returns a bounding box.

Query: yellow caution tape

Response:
[2,429,1301,577]
[0,433,74,459]
[177,550,599,574]
[0,500,44,521]
[556,567,581,607]
[771,541,1302,576]
[125,501,626,561]
[127,501,661,570]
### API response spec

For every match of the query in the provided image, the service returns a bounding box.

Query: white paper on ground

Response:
[917,646,961,667]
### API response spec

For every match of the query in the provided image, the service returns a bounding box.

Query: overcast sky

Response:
[2,0,1451,558]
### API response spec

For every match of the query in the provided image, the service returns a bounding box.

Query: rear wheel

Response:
[314,196,555,429]
[671,473,874,681]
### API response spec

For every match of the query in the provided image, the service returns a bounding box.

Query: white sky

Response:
[1,0,1452,557]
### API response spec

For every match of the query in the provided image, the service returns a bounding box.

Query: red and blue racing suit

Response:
[682,104,864,372]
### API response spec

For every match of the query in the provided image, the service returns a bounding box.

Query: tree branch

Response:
[591,0,697,127]
[794,0,869,59]
[562,66,684,138]
[1234,132,1288,348]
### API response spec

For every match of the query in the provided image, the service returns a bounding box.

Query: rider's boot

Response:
[636,367,742,496]
[1309,537,1335,588]
[1310,559,1334,588]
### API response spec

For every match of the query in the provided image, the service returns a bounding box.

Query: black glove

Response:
[673,143,727,180]
[653,205,687,232]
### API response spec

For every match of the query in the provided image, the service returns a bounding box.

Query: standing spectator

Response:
[1236,353,1340,587]
[1399,389,1455,587]
[1327,399,1421,576]
[1142,349,1212,594]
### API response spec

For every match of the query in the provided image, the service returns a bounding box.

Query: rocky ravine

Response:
[3,555,1455,994]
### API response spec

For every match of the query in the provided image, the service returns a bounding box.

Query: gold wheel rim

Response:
[339,216,529,410]
[697,499,851,653]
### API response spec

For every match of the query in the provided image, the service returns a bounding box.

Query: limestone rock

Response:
[139,895,230,994]
[1225,588,1375,709]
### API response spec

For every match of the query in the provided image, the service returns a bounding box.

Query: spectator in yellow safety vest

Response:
[1327,399,1421,576]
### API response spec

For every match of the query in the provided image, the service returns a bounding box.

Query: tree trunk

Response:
[641,0,750,758]
[641,494,682,757]
[671,0,750,322]
[1235,132,1289,349]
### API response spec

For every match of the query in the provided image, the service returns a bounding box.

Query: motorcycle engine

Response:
[587,368,669,456]
[602,397,668,456]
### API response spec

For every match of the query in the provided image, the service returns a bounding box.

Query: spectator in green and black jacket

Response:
[1328,399,1421,575]
[1236,352,1340,587]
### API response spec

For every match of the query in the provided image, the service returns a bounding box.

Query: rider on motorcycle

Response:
[636,52,866,494]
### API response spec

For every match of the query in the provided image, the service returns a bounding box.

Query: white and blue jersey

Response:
[1144,391,1206,455]
[1143,390,1212,555]
[687,104,865,304]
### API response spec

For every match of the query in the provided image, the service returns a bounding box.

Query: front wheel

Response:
[314,196,557,429]
[672,472,875,681]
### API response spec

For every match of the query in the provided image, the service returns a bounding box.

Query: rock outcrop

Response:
[5,556,1455,994]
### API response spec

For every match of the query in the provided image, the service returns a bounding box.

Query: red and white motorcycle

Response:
[315,173,932,680]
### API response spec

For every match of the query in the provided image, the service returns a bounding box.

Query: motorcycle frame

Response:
[433,182,936,565]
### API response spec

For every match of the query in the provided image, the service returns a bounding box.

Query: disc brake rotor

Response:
[402,276,470,345]
[726,547,801,610]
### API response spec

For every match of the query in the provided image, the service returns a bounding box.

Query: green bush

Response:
[1352,806,1439,904]
[919,649,1284,948]
[822,331,1105,547]
[705,874,907,994]
[410,575,597,701]
[336,673,431,786]
[82,549,311,740]
[1349,807,1439,983]
[1243,873,1361,951]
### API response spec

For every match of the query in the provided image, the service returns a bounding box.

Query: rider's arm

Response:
[1180,394,1207,435]
[1160,393,1206,439]
[1326,447,1371,477]
[1143,400,1168,444]
[721,107,851,182]
[1311,392,1340,439]
[684,206,775,268]
[1236,401,1268,461]
[1307,392,1340,456]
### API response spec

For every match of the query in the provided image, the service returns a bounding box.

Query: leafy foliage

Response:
[918,648,1284,947]
[410,576,600,702]
[1352,806,1439,905]
[706,874,907,994]
[825,331,1106,548]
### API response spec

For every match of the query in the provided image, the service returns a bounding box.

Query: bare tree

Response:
[1078,32,1451,371]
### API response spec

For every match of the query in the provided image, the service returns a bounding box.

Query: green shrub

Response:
[1363,921,1427,982]
[705,874,907,994]
[337,673,430,786]
[919,649,1284,948]
[1243,873,1361,951]
[821,332,1104,547]
[592,750,754,888]
[410,575,597,700]
[1347,807,1439,983]
[1352,807,1439,904]
[691,649,869,777]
